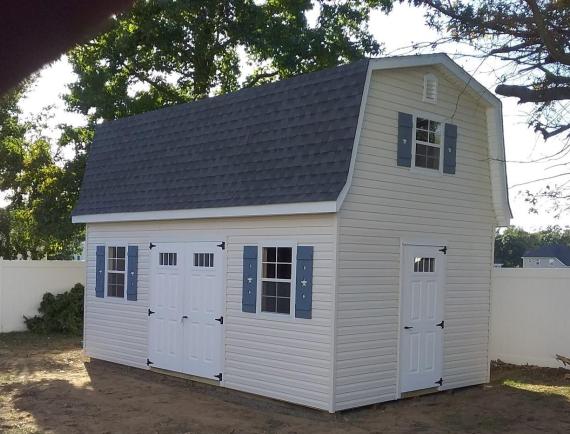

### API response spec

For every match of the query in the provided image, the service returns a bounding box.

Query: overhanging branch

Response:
[525,0,570,65]
[495,84,570,103]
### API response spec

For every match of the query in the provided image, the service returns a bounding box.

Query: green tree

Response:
[54,0,392,257]
[494,226,570,267]
[65,0,391,122]
[0,84,84,259]
[4,1,397,258]
[0,208,12,258]
[495,227,534,268]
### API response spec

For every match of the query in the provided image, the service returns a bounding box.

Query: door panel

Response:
[400,244,445,393]
[149,242,224,379]
[182,243,223,378]
[149,245,184,372]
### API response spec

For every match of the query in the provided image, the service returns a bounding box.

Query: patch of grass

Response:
[502,379,570,400]
[0,331,81,352]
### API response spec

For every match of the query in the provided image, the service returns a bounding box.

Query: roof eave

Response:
[72,200,338,224]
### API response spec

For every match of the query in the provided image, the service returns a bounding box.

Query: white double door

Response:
[148,242,224,379]
[400,244,446,393]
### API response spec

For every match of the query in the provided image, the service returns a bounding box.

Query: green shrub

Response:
[24,283,84,335]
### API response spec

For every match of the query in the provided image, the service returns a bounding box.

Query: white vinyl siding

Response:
[84,214,337,411]
[334,66,496,411]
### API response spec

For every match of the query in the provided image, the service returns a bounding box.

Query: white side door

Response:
[400,244,445,393]
[182,242,224,379]
[148,244,184,372]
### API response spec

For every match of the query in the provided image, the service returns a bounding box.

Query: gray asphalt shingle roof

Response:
[523,245,570,266]
[73,60,370,217]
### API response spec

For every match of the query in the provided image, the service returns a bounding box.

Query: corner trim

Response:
[335,61,373,211]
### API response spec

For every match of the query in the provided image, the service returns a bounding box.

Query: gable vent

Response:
[423,74,438,104]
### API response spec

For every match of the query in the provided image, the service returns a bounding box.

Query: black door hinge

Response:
[147,358,154,367]
[148,308,155,316]
[435,377,443,386]
[436,320,444,329]
[217,241,226,250]
[215,316,223,325]
[149,242,156,250]
[214,372,222,381]
[439,246,447,255]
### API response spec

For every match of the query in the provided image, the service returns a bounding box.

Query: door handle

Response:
[181,315,188,322]
[404,326,413,330]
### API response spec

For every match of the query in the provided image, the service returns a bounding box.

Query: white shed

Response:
[72,54,511,413]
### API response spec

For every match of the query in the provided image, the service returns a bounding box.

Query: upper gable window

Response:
[423,74,438,104]
[414,117,442,170]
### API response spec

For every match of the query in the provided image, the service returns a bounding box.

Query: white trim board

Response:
[72,201,338,223]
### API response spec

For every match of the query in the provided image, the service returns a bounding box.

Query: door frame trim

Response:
[396,237,447,398]
[147,238,227,382]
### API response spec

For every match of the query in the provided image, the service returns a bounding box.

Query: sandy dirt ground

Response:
[1,332,570,434]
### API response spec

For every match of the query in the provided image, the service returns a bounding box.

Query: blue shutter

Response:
[127,246,138,301]
[443,123,458,174]
[95,246,105,298]
[295,246,314,319]
[242,246,258,313]
[397,112,413,167]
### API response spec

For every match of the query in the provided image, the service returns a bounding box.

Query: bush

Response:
[24,283,84,335]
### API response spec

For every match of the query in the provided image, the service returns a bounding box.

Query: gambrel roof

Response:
[72,60,369,217]
[73,54,511,226]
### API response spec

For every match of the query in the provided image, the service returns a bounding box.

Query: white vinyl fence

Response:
[490,268,570,368]
[0,260,86,333]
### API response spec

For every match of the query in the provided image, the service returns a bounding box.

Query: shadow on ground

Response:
[2,334,570,434]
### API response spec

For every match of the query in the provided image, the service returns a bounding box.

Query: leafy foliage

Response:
[2,2,397,258]
[407,0,570,140]
[0,85,85,259]
[494,226,570,267]
[66,0,392,122]
[11,0,391,259]
[24,283,85,335]
[0,0,391,259]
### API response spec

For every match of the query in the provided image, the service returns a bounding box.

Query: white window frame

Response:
[256,241,297,320]
[104,244,129,302]
[411,113,446,176]
[159,251,179,267]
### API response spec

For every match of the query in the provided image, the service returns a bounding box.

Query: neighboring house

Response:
[522,245,570,268]
[72,54,511,413]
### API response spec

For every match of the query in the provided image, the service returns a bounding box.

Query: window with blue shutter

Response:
[127,245,138,301]
[95,246,105,298]
[443,123,458,174]
[260,247,293,314]
[397,112,413,167]
[295,246,314,319]
[242,246,258,313]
